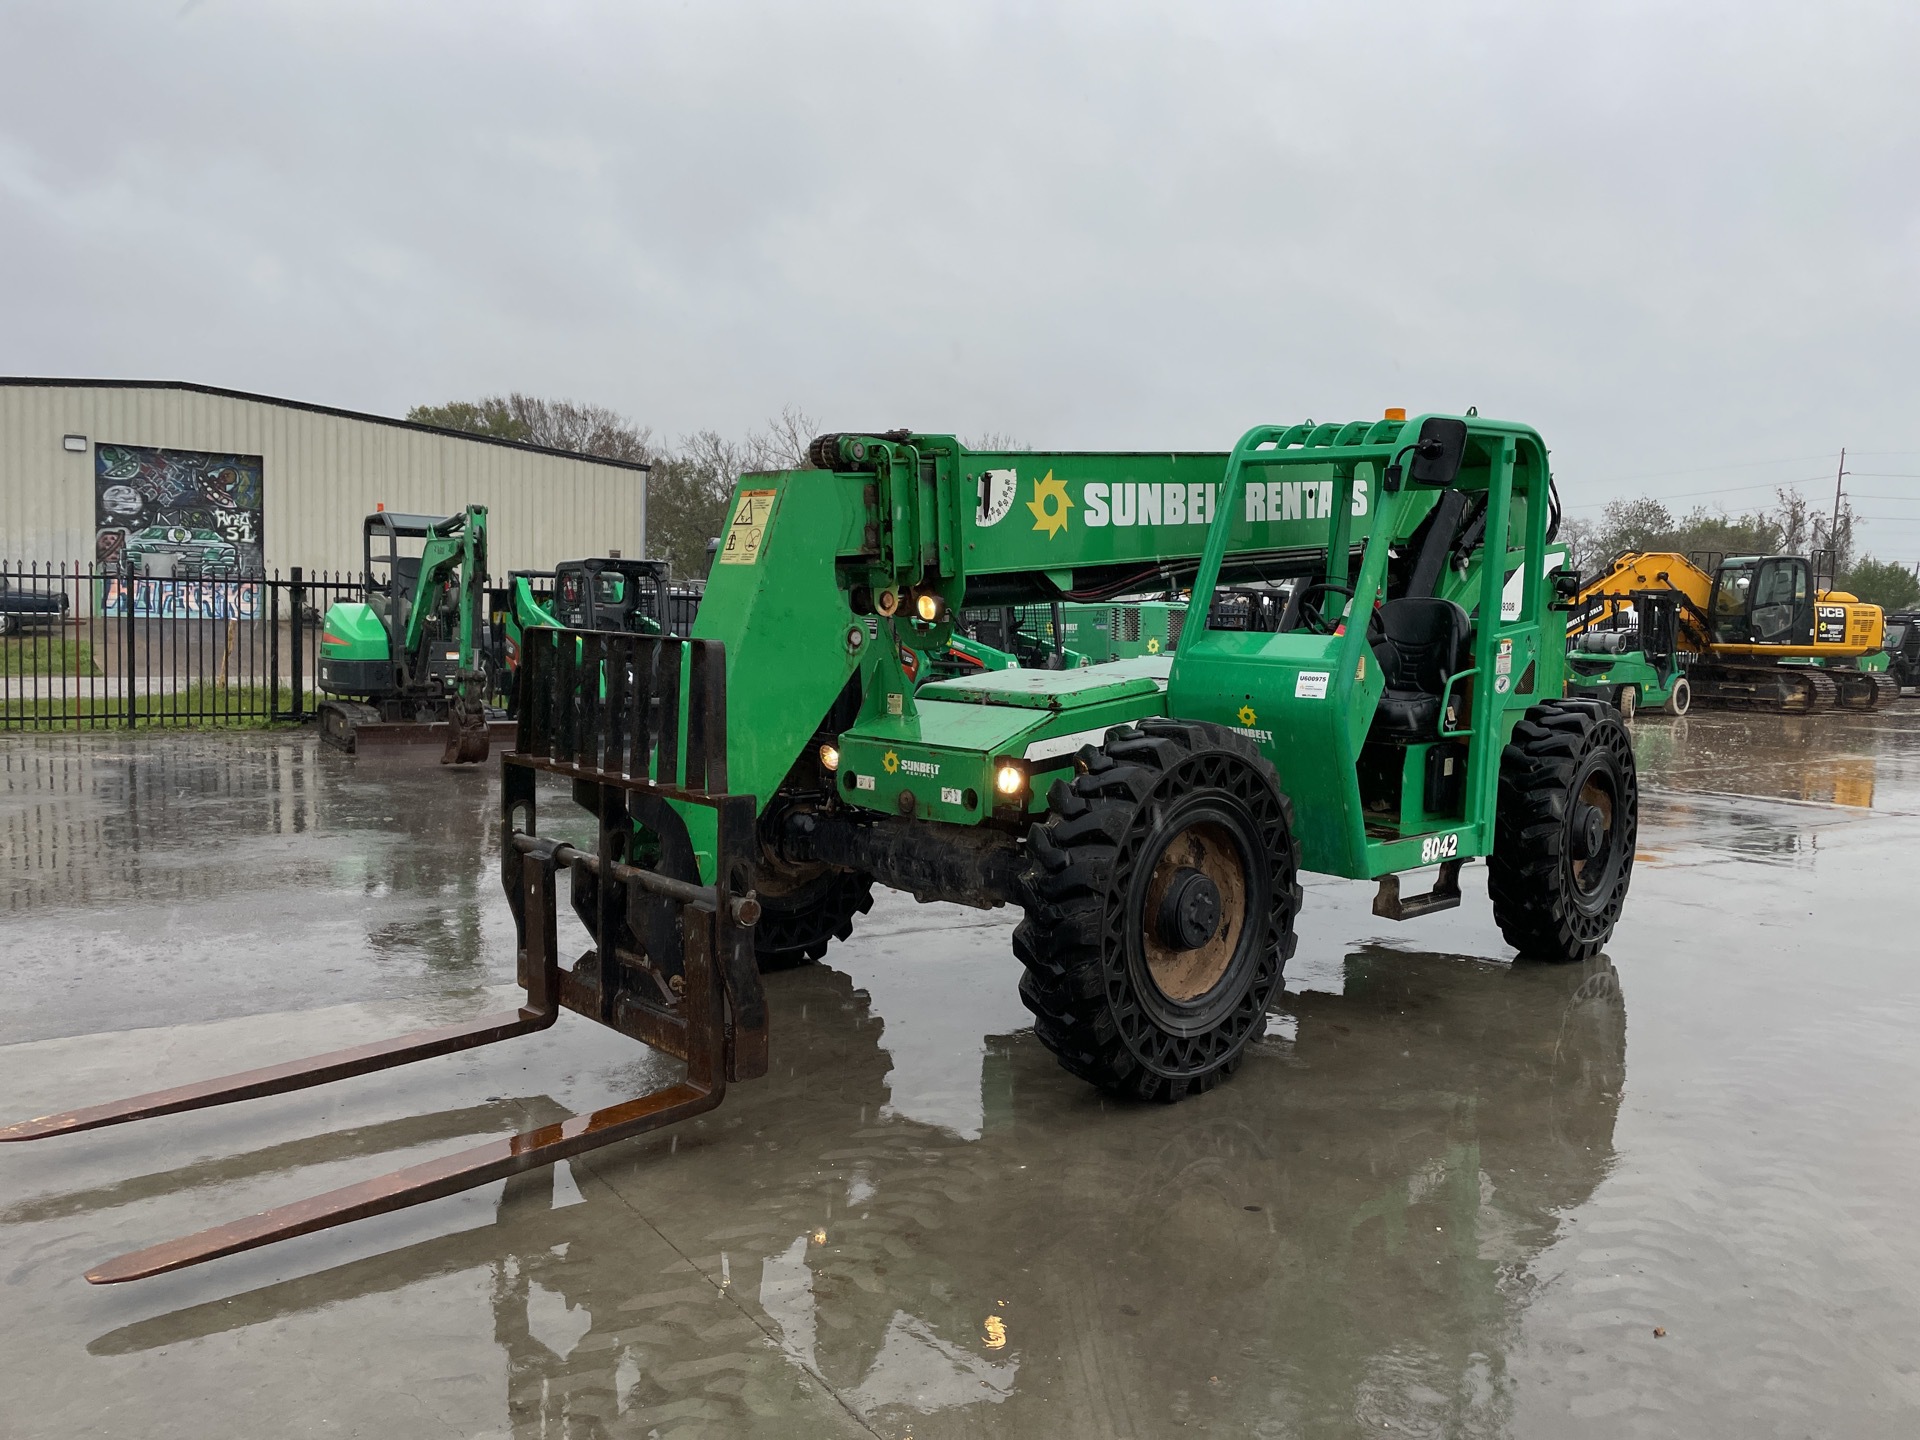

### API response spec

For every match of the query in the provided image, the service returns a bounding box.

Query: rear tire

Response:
[1488,699,1637,963]
[751,867,874,971]
[1664,676,1691,716]
[1615,685,1638,721]
[1015,719,1301,1102]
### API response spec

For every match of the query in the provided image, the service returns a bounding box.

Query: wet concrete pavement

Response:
[3,710,1920,1438]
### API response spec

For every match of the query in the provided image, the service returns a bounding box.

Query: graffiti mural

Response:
[94,444,264,578]
[100,574,264,619]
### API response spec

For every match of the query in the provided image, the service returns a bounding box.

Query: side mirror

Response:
[1407,417,1468,488]
[1549,566,1583,611]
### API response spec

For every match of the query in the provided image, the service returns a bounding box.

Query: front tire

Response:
[1664,675,1691,716]
[1488,699,1637,963]
[1015,719,1301,1102]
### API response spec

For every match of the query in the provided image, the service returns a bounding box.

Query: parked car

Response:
[0,577,72,635]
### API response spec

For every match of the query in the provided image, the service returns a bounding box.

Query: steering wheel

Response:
[1294,581,1355,635]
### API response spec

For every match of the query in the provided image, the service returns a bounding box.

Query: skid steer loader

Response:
[7,412,1639,1284]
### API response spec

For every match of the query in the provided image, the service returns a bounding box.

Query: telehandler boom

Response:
[7,413,1640,1284]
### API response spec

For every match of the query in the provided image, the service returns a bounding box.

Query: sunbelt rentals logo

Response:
[1027,471,1073,538]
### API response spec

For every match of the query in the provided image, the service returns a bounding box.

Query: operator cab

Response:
[363,511,457,631]
[551,557,670,635]
[362,510,474,686]
[1710,555,1813,646]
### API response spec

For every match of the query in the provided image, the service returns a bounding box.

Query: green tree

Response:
[408,394,655,462]
[1842,556,1920,611]
[406,397,532,443]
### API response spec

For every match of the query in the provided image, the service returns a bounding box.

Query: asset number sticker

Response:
[940,786,964,805]
[855,773,875,791]
[1295,670,1330,699]
[1420,833,1460,864]
[719,489,778,565]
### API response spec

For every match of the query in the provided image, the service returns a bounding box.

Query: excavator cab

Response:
[1710,555,1813,646]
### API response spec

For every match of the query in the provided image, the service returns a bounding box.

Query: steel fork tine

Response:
[84,1079,720,1283]
[0,1008,557,1143]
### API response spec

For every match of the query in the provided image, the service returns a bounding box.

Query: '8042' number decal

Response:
[1419,832,1460,864]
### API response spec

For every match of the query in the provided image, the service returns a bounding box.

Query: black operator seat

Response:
[393,556,423,598]
[1369,597,1473,740]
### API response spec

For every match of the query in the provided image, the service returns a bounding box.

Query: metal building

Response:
[0,378,648,577]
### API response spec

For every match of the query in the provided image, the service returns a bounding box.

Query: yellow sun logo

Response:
[1237,705,1257,727]
[1026,470,1073,538]
[1146,636,1161,654]
[883,750,900,774]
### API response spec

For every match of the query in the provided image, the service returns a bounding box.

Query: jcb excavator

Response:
[9,412,1642,1286]
[1567,550,1894,712]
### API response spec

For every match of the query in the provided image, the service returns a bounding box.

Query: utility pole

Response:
[1827,447,1848,584]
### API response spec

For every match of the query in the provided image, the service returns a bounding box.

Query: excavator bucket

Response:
[441,689,493,765]
[3,628,765,1283]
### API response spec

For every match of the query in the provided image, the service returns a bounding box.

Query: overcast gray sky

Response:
[4,1,1919,559]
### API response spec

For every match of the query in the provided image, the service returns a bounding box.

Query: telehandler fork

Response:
[4,635,764,1282]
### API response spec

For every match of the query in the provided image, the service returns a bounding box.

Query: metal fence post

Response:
[289,566,304,722]
[121,568,136,728]
[269,571,281,721]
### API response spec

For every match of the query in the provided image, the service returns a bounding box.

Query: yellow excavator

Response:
[1568,550,1895,712]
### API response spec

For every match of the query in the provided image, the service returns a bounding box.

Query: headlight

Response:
[995,763,1025,797]
[818,743,840,771]
[916,592,945,623]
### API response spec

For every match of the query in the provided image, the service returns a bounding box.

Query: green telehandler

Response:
[7,412,1640,1283]
[316,506,501,761]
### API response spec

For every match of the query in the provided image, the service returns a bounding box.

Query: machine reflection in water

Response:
[1631,713,1884,811]
[79,949,1624,1438]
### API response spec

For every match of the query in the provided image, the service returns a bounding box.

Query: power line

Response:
[1575,451,1840,488]
[1563,473,1834,510]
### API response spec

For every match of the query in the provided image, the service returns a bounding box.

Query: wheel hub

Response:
[1573,803,1605,860]
[1140,820,1248,1005]
[1156,867,1221,951]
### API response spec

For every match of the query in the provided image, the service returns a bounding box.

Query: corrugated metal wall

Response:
[0,382,647,576]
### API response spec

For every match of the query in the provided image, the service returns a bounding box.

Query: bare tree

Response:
[965,431,1030,452]
[756,404,820,470]
[410,397,821,581]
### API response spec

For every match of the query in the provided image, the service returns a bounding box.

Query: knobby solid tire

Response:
[1015,718,1302,1102]
[1487,698,1638,963]
[752,868,875,971]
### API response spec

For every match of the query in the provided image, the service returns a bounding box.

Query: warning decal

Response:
[719,489,778,565]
